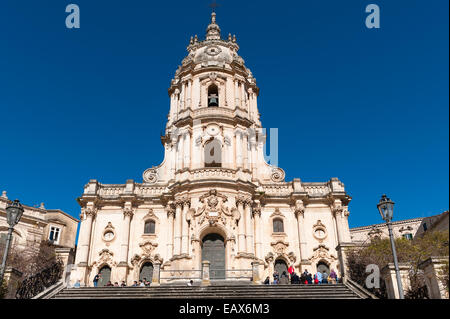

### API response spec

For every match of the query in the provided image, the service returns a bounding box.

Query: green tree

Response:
[347,230,449,299]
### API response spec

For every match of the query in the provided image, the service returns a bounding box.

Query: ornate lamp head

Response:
[377,194,394,222]
[6,199,24,227]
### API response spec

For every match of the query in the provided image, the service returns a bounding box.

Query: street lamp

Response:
[0,199,24,285]
[377,194,404,299]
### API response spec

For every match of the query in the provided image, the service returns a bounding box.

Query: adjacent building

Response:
[0,191,79,273]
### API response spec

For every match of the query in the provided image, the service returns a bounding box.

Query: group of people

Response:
[86,273,153,288]
[80,266,338,287]
[263,266,338,285]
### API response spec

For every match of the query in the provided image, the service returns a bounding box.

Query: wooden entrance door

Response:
[202,233,225,279]
[274,259,288,276]
[98,266,111,286]
[139,262,154,282]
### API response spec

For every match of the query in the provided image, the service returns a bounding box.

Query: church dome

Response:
[175,12,248,77]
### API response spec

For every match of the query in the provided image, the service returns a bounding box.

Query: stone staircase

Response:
[53,283,364,299]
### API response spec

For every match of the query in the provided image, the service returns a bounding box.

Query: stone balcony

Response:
[173,106,252,125]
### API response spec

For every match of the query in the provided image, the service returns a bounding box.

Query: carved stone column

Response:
[201,260,211,286]
[173,200,183,256]
[243,133,249,171]
[176,135,183,172]
[244,199,254,255]
[236,130,243,169]
[151,261,161,287]
[191,237,201,269]
[183,131,191,170]
[236,197,246,253]
[119,204,133,266]
[77,205,96,266]
[181,197,191,255]
[294,200,308,261]
[186,79,192,109]
[166,204,175,259]
[234,79,240,107]
[332,201,344,244]
[252,201,262,260]
[74,204,96,285]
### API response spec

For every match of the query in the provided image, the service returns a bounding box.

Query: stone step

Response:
[53,284,360,299]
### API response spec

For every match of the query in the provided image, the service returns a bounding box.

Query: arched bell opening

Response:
[207,84,219,107]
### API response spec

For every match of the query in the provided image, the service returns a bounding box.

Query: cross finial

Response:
[209,0,220,13]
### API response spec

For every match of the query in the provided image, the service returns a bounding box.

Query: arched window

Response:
[144,220,156,234]
[204,139,222,167]
[208,84,219,107]
[273,218,284,233]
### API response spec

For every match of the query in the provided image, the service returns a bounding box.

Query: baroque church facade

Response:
[71,13,353,286]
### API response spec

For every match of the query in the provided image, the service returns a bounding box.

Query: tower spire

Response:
[206,11,221,40]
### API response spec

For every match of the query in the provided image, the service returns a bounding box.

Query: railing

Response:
[160,269,202,281]
[15,261,63,299]
[210,269,253,280]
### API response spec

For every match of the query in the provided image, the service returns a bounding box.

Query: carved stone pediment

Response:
[270,208,284,218]
[143,208,159,221]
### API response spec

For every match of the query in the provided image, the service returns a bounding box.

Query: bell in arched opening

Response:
[208,84,219,107]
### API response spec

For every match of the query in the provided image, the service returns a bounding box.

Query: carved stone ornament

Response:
[287,252,297,263]
[265,252,275,263]
[270,208,284,218]
[270,240,289,254]
[313,220,328,242]
[308,245,337,263]
[294,200,305,217]
[139,240,158,256]
[80,206,97,220]
[143,168,158,184]
[271,167,285,182]
[94,249,117,268]
[123,206,134,218]
[102,222,116,242]
[143,208,159,221]
[196,189,232,226]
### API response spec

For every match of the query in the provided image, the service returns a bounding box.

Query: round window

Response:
[103,231,115,241]
[314,228,327,240]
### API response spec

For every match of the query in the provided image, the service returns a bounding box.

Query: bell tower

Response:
[145,11,284,186]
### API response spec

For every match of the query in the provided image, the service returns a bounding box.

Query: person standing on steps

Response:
[322,270,328,284]
[288,264,295,276]
[280,271,289,285]
[315,271,323,284]
[329,269,337,284]
[93,273,100,287]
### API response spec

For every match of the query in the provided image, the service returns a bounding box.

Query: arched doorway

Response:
[140,262,154,282]
[202,233,225,279]
[98,265,111,287]
[317,261,330,277]
[274,259,288,276]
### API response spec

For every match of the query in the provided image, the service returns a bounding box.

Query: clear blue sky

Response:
[0,0,448,232]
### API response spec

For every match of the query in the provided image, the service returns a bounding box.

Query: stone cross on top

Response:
[209,0,220,13]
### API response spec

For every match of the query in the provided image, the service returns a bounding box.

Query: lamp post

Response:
[377,194,404,299]
[0,199,24,285]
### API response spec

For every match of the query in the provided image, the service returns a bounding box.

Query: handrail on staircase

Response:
[344,278,379,299]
